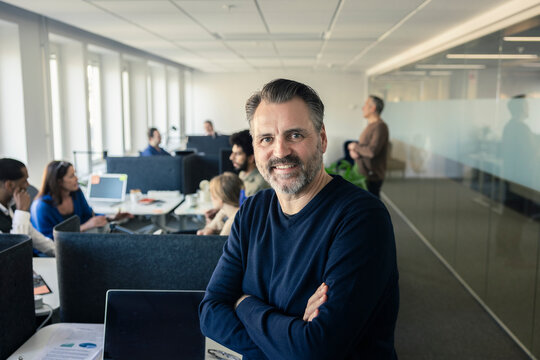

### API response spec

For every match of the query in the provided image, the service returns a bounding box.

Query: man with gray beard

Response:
[199,79,399,360]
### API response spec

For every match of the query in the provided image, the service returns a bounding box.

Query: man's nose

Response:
[273,137,291,158]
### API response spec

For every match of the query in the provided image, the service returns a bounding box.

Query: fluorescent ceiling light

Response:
[446,54,538,59]
[520,62,540,68]
[503,37,540,42]
[416,64,485,69]
[429,71,452,76]
[392,71,426,76]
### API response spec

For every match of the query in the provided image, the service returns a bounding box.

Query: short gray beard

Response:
[258,141,323,195]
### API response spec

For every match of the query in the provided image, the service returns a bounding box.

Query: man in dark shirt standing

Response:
[348,95,389,198]
[200,79,399,359]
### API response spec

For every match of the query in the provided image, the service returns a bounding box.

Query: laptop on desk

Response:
[87,173,127,207]
[103,290,206,360]
[103,290,242,360]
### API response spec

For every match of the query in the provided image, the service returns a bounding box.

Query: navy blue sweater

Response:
[199,175,399,359]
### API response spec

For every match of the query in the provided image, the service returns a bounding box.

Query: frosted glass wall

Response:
[370,15,540,358]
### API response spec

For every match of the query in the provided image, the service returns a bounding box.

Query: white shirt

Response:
[0,201,55,256]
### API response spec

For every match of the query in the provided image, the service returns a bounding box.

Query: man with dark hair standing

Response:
[140,127,171,156]
[229,130,269,197]
[200,79,399,359]
[0,158,55,256]
[348,95,389,198]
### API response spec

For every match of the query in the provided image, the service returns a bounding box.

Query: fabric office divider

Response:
[219,148,235,174]
[53,215,80,238]
[183,154,221,194]
[0,234,35,359]
[54,228,227,323]
[186,135,230,157]
[106,156,184,193]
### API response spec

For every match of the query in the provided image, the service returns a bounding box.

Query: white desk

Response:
[33,258,59,317]
[89,193,184,216]
[8,323,103,360]
[174,199,214,216]
[8,323,242,360]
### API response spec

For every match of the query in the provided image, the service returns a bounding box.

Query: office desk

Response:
[33,258,59,317]
[174,198,214,216]
[8,323,242,360]
[7,323,103,360]
[89,193,184,216]
[90,193,184,232]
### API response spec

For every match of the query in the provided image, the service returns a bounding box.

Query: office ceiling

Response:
[4,0,512,73]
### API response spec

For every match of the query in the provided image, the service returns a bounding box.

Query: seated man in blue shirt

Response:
[140,127,171,156]
[199,79,399,359]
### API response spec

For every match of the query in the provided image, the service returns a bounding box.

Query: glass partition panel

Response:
[371,15,540,357]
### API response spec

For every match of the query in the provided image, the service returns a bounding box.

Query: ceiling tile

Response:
[93,1,214,41]
[225,40,276,57]
[275,40,322,57]
[174,0,267,37]
[258,0,339,35]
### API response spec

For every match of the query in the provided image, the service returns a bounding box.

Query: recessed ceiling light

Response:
[503,37,540,42]
[416,64,486,69]
[446,54,538,59]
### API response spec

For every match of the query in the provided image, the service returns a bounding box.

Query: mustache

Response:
[268,155,301,168]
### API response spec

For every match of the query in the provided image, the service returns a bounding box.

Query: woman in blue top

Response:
[31,161,131,238]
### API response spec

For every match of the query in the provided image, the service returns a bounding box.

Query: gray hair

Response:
[369,95,385,115]
[245,79,324,132]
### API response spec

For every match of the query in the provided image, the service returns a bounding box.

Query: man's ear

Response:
[3,180,14,192]
[320,125,328,153]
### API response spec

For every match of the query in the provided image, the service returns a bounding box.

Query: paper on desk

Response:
[38,324,103,360]
[205,337,243,360]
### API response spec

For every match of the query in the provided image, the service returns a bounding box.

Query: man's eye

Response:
[291,133,303,140]
[261,137,272,143]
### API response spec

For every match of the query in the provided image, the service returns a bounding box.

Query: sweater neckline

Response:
[276,175,341,223]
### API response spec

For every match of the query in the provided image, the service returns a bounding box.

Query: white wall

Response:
[189,71,367,163]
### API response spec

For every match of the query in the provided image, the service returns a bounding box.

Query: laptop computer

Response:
[103,290,206,360]
[87,173,127,204]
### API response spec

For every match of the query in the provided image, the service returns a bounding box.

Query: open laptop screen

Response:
[103,290,205,360]
[87,174,127,202]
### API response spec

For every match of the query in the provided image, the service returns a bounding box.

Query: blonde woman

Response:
[197,172,243,236]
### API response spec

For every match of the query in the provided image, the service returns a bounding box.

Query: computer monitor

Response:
[87,174,127,202]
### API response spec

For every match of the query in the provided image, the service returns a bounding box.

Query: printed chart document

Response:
[205,338,243,360]
[37,323,103,360]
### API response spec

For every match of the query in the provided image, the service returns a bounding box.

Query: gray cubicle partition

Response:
[0,234,35,359]
[186,135,230,157]
[106,156,185,193]
[54,217,227,323]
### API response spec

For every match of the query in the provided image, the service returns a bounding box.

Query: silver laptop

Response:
[103,289,206,360]
[87,173,127,204]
